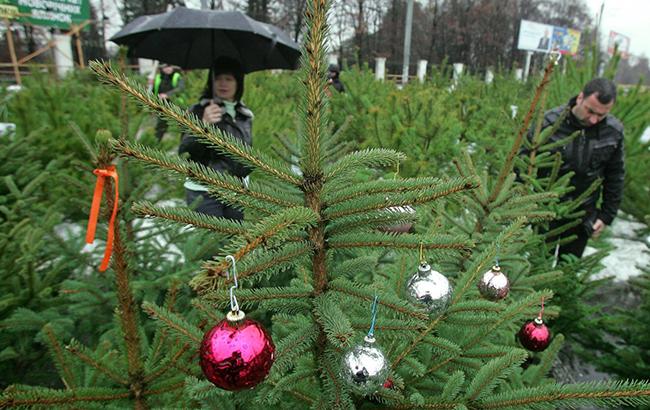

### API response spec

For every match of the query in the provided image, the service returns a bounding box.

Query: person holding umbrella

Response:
[179,57,252,220]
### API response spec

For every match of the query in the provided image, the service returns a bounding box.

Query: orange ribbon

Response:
[85,165,119,271]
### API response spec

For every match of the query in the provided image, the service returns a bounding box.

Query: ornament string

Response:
[226,255,240,313]
[538,296,545,320]
[394,162,400,179]
[367,295,379,339]
[495,243,500,267]
[419,242,425,264]
[85,165,119,272]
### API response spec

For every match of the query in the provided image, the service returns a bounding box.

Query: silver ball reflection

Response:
[341,337,389,394]
[405,262,452,316]
[477,265,510,300]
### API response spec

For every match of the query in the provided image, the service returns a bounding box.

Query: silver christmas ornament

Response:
[405,262,453,316]
[341,336,389,395]
[477,265,510,300]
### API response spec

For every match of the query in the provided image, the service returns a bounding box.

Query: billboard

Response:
[608,31,630,59]
[518,19,581,55]
[2,0,90,29]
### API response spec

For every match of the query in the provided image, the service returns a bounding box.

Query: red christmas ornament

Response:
[517,317,551,351]
[383,378,394,389]
[200,312,275,391]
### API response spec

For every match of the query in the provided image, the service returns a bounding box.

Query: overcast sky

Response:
[98,0,649,59]
[584,0,650,58]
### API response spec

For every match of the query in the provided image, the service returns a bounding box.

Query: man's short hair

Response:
[583,78,617,104]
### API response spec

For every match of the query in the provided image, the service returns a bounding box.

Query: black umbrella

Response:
[110,7,301,73]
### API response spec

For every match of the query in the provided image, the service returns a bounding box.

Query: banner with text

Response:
[518,19,581,55]
[3,0,89,29]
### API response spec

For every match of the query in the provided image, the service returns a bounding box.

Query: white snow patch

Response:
[585,218,650,281]
[640,126,650,144]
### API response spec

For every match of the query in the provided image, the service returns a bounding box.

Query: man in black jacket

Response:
[523,78,625,257]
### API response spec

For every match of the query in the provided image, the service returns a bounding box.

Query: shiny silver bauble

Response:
[341,336,389,395]
[405,262,453,316]
[477,265,510,300]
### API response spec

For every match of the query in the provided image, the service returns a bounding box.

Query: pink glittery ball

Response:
[517,318,551,352]
[200,317,275,390]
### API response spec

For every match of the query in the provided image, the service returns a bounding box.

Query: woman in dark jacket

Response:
[178,57,253,220]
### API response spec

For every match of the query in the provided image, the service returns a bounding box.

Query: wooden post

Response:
[73,24,85,68]
[4,18,21,85]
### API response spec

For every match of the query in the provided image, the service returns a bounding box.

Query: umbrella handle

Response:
[264,34,278,69]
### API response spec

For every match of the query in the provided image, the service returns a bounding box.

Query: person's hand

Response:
[592,218,606,239]
[202,101,223,124]
[159,93,168,100]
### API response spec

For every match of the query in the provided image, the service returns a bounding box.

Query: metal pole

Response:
[523,51,532,81]
[401,0,414,86]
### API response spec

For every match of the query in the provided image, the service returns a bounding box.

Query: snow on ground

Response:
[584,217,649,281]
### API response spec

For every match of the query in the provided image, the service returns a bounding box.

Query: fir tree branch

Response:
[329,278,429,321]
[113,139,298,211]
[1,387,132,407]
[463,290,554,350]
[267,380,317,405]
[96,147,148,410]
[202,287,312,308]
[142,302,203,344]
[350,322,423,332]
[194,241,312,292]
[465,350,528,401]
[314,295,355,348]
[326,177,478,219]
[191,208,317,292]
[489,56,559,203]
[42,324,77,390]
[386,400,459,409]
[441,371,465,401]
[478,380,650,409]
[142,379,186,397]
[451,219,525,304]
[299,0,328,179]
[329,232,472,252]
[326,209,418,236]
[132,201,252,237]
[271,324,319,378]
[143,343,191,384]
[90,61,302,186]
[191,299,223,323]
[523,334,565,384]
[325,176,450,206]
[324,148,406,180]
[65,340,128,386]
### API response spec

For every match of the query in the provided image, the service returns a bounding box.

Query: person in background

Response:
[178,57,252,220]
[154,63,185,141]
[327,63,345,94]
[521,77,625,258]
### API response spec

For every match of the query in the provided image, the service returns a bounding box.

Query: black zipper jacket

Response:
[179,98,253,179]
[523,96,625,225]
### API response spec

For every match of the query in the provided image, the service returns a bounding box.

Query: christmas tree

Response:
[3,0,650,408]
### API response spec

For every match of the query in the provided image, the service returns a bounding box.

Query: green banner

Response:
[2,0,90,29]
